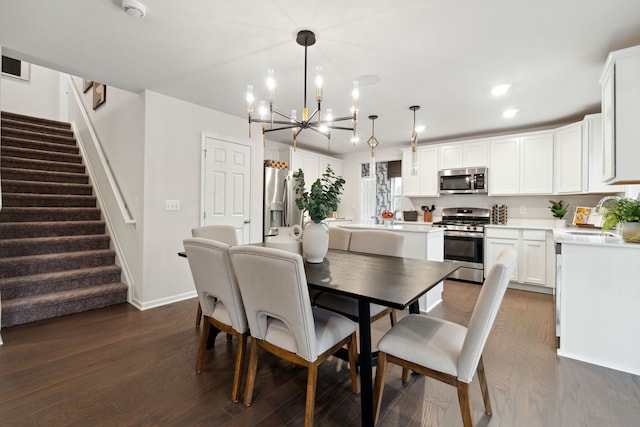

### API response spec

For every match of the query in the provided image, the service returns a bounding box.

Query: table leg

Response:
[409,300,420,314]
[358,300,374,427]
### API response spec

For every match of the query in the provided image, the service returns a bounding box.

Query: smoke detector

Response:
[122,0,146,18]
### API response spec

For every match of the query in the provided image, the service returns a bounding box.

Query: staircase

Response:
[0,111,128,327]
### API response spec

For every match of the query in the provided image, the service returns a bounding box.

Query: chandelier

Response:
[246,30,359,151]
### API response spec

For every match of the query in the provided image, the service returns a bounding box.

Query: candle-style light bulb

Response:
[246,85,254,113]
[315,66,323,102]
[266,69,275,103]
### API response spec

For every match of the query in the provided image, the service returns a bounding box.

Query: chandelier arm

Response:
[323,125,355,131]
[263,125,302,133]
[252,118,303,126]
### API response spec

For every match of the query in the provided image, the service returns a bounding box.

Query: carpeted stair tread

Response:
[0,207,102,222]
[1,283,128,327]
[2,179,93,195]
[0,220,105,239]
[0,249,116,278]
[0,166,89,184]
[1,145,82,164]
[0,265,122,299]
[2,135,80,154]
[1,111,72,130]
[1,118,75,138]
[0,127,77,146]
[0,234,110,256]
[1,193,97,208]
[0,156,86,174]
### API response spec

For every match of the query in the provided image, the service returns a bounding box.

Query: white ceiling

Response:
[2,0,640,155]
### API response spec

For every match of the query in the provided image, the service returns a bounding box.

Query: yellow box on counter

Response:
[572,206,593,226]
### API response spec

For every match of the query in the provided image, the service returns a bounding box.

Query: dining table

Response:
[180,246,459,427]
[303,249,459,427]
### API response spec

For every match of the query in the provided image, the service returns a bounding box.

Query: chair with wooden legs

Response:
[313,229,404,326]
[229,245,359,427]
[191,225,238,327]
[373,249,518,426]
[183,237,248,402]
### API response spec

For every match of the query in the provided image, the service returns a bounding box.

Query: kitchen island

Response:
[554,229,640,375]
[338,223,444,312]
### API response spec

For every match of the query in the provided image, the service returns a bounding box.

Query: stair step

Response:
[1,117,75,138]
[0,126,77,146]
[1,135,80,154]
[0,220,105,239]
[0,249,116,278]
[0,234,110,256]
[1,179,93,196]
[0,282,128,327]
[1,111,72,130]
[0,167,89,184]
[1,193,97,208]
[0,265,121,299]
[0,207,102,223]
[1,145,82,164]
[0,156,86,174]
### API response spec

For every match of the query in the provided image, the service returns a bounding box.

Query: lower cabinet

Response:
[485,227,554,292]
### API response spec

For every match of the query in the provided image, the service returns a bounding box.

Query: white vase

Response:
[302,222,329,263]
[620,221,640,243]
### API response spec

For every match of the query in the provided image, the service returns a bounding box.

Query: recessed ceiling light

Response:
[122,0,146,18]
[502,108,519,118]
[491,84,511,96]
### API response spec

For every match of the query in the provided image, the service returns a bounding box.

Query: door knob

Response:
[244,219,251,224]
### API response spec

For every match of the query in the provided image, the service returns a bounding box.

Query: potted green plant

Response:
[293,165,345,262]
[549,200,568,227]
[601,198,640,243]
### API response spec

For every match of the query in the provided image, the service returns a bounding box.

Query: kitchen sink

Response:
[564,230,617,237]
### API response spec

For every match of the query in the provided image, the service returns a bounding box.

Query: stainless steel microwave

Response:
[439,167,488,194]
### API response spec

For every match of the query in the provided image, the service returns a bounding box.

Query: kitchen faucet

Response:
[595,195,620,213]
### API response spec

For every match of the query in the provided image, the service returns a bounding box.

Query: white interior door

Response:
[202,137,252,244]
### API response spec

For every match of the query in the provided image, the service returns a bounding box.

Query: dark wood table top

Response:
[304,249,459,310]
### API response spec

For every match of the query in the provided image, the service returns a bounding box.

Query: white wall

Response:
[142,91,264,307]
[1,63,60,120]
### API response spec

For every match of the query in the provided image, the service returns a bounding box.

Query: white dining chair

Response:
[313,229,404,326]
[183,237,248,402]
[373,249,518,426]
[229,245,358,427]
[328,226,351,251]
[190,225,238,327]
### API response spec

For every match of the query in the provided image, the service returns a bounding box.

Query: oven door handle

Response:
[444,230,484,239]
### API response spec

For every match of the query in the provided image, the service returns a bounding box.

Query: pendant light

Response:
[409,105,420,176]
[366,115,380,178]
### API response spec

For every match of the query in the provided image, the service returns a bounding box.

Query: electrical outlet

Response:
[165,200,181,211]
[520,206,526,215]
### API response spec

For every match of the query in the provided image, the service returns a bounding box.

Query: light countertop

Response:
[339,223,442,234]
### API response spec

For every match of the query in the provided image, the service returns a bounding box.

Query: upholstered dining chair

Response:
[313,229,404,327]
[229,245,359,427]
[372,249,518,426]
[328,226,352,251]
[183,237,248,402]
[191,225,238,327]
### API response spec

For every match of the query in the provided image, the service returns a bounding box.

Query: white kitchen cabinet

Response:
[489,137,519,195]
[402,146,439,197]
[520,133,554,194]
[438,140,487,169]
[485,227,554,290]
[489,132,553,195]
[287,148,342,189]
[584,114,617,193]
[600,45,640,184]
[554,122,586,194]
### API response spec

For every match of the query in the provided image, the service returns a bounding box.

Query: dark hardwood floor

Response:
[1,281,639,426]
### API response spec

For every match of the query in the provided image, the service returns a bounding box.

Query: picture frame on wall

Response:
[92,82,106,110]
[83,79,94,93]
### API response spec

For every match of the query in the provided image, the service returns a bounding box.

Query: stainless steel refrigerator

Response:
[263,166,303,240]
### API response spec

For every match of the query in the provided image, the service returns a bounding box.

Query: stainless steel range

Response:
[432,207,491,283]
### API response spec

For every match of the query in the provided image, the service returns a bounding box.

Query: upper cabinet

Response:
[489,132,553,195]
[554,121,586,194]
[584,114,616,193]
[287,148,342,190]
[402,146,439,197]
[438,140,487,169]
[600,45,640,184]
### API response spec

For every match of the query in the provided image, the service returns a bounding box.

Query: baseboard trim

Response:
[130,290,197,311]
